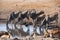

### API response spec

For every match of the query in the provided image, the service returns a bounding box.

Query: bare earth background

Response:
[0,0,60,23]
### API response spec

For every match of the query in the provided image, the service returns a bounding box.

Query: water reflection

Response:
[28,25,34,35]
[22,25,28,32]
[36,27,40,34]
[0,24,40,35]
[0,24,7,32]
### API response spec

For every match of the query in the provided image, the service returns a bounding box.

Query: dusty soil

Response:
[0,0,60,18]
[0,0,60,25]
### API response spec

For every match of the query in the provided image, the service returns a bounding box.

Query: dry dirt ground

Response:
[0,0,60,18]
[0,0,60,24]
